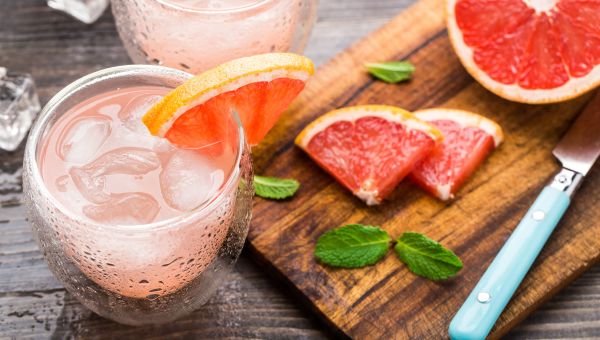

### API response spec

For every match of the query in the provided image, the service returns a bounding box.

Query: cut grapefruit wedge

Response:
[410,108,503,200]
[447,0,600,103]
[295,105,442,205]
[143,53,314,148]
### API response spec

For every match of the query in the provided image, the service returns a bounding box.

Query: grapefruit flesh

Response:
[410,108,503,200]
[295,105,442,205]
[143,53,314,149]
[447,0,600,103]
[165,78,306,148]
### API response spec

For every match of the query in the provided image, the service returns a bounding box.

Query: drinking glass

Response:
[111,0,318,73]
[22,65,254,325]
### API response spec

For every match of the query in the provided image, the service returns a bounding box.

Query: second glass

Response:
[111,0,318,73]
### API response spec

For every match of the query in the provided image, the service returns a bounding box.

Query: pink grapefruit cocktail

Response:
[23,65,253,325]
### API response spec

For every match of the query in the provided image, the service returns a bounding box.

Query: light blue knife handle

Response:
[449,186,571,340]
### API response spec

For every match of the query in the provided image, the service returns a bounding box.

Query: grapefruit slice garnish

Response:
[410,108,503,201]
[295,105,443,205]
[447,0,600,103]
[143,53,314,148]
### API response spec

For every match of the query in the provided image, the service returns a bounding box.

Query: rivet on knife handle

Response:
[448,169,579,340]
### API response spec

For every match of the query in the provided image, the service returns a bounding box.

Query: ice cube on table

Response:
[57,115,112,164]
[47,0,109,24]
[0,67,41,152]
[160,150,225,211]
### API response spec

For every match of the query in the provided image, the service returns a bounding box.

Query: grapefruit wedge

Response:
[447,0,600,103]
[143,53,314,148]
[295,105,442,205]
[410,108,503,200]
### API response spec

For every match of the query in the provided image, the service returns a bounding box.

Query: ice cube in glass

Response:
[0,67,41,152]
[47,0,109,24]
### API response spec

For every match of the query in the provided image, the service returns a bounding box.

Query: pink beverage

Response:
[22,66,254,328]
[39,86,237,224]
[37,86,239,299]
[111,0,318,73]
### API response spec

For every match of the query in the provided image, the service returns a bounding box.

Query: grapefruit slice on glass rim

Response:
[295,105,443,205]
[447,0,600,103]
[143,53,314,149]
[410,108,503,200]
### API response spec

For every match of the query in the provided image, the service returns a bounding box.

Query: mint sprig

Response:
[254,175,299,200]
[314,227,462,281]
[315,224,391,268]
[394,232,463,280]
[366,61,415,83]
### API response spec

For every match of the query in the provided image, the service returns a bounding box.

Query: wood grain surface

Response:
[1,0,600,339]
[249,0,600,338]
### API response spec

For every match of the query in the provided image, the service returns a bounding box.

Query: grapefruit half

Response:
[410,108,503,200]
[295,105,442,205]
[143,53,314,149]
[447,0,600,103]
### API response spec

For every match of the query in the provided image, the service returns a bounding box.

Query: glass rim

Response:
[25,64,246,232]
[153,0,275,15]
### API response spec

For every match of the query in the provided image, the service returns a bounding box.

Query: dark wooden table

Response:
[1,1,600,338]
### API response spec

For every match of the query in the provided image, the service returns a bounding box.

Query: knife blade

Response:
[553,92,600,176]
[449,91,600,340]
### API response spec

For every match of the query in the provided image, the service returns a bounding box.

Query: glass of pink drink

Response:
[111,0,318,73]
[22,65,253,325]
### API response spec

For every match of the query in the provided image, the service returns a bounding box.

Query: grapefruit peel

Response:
[414,108,503,146]
[295,105,442,147]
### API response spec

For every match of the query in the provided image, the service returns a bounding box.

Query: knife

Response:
[449,91,600,340]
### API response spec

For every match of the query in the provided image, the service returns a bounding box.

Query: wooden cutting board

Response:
[248,0,600,338]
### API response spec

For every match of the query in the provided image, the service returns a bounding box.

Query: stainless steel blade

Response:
[553,91,600,176]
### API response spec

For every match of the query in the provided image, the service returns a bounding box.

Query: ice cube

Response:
[55,175,70,192]
[160,150,225,211]
[0,67,41,151]
[47,0,109,24]
[82,147,160,177]
[98,104,121,116]
[83,192,160,225]
[70,167,109,203]
[119,94,163,134]
[153,138,175,154]
[70,147,160,203]
[57,115,112,164]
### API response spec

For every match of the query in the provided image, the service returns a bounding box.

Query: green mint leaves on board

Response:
[315,224,392,268]
[254,175,300,200]
[366,61,415,83]
[394,232,463,281]
[314,227,462,281]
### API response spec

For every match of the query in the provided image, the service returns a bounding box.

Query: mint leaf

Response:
[254,175,299,200]
[315,224,391,268]
[366,61,415,83]
[394,232,462,280]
